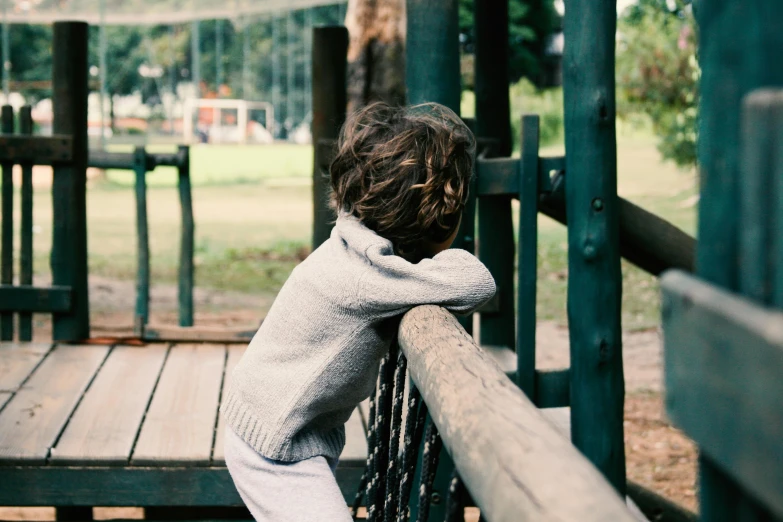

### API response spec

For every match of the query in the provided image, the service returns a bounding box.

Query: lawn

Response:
[21,137,696,330]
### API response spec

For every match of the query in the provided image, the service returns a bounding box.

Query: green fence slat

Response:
[18,106,33,341]
[516,115,539,396]
[1,104,14,341]
[133,147,150,326]
[563,0,625,494]
[177,145,194,327]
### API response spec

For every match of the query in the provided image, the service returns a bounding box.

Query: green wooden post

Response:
[311,26,348,250]
[0,105,13,340]
[694,0,783,518]
[516,116,539,396]
[18,106,33,341]
[475,0,515,349]
[563,0,625,494]
[406,1,461,519]
[133,146,150,326]
[51,21,90,342]
[177,145,194,327]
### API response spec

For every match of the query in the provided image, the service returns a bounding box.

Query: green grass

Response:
[21,135,695,329]
[100,143,313,187]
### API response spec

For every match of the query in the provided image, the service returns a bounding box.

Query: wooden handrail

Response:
[398,305,636,522]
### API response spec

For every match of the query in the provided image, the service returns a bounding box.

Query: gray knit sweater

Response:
[221,213,496,462]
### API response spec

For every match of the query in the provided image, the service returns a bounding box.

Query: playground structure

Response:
[0,1,781,521]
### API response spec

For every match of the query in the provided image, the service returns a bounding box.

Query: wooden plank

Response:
[340,407,368,463]
[563,0,625,495]
[212,344,243,465]
[399,306,635,521]
[662,271,783,517]
[140,324,256,344]
[0,342,52,392]
[0,344,108,464]
[0,135,73,164]
[50,344,169,465]
[0,465,365,507]
[132,343,225,466]
[0,285,72,313]
[476,157,519,196]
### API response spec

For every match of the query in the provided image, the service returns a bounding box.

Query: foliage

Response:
[509,78,564,147]
[458,0,559,87]
[616,0,700,168]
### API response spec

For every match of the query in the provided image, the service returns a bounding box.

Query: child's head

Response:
[330,102,475,260]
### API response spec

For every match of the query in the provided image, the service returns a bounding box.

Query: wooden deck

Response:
[0,342,367,507]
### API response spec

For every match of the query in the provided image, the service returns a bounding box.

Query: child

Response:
[221,102,496,521]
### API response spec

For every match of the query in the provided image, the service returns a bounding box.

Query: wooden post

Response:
[178,145,194,327]
[18,106,33,341]
[516,116,540,396]
[311,26,348,250]
[0,105,13,340]
[694,0,783,517]
[51,22,90,341]
[474,0,515,349]
[133,146,150,326]
[405,2,462,519]
[563,0,625,494]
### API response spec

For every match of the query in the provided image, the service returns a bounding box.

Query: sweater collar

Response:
[332,212,394,256]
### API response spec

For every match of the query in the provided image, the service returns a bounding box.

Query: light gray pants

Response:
[224,427,353,522]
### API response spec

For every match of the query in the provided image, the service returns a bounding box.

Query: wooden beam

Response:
[0,285,72,313]
[139,324,257,344]
[662,271,783,517]
[0,136,72,164]
[88,150,133,170]
[0,465,365,506]
[398,305,635,521]
[539,173,695,276]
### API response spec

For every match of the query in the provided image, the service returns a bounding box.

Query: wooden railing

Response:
[397,305,636,521]
[88,146,194,329]
[0,22,89,342]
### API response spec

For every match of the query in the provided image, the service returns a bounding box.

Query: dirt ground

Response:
[2,277,697,520]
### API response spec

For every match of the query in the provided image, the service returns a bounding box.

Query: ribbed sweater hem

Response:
[221,391,346,463]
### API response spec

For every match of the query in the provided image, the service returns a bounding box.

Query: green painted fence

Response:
[0,23,89,342]
[88,146,195,329]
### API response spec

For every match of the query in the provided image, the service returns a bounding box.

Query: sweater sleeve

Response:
[358,246,497,317]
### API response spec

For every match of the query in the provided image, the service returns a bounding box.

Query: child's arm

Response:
[358,246,497,317]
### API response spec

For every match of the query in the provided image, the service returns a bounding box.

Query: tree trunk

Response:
[344,0,406,113]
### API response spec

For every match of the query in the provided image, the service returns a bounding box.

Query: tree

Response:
[458,0,558,89]
[616,0,699,168]
[344,0,406,112]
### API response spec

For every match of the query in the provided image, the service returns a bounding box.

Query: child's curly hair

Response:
[330,102,475,259]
